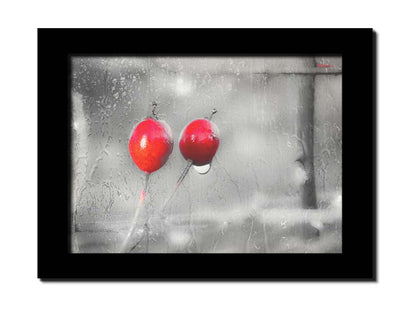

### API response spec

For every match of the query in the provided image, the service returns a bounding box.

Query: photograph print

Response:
[71,56,342,254]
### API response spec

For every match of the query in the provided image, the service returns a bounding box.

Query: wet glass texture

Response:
[71,57,342,253]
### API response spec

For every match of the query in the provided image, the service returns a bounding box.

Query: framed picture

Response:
[38,28,375,280]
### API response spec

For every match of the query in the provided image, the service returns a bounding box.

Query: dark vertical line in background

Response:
[308,58,318,209]
[298,74,318,209]
[307,74,318,209]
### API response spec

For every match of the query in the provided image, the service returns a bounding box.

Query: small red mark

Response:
[317,64,334,68]
[139,189,146,202]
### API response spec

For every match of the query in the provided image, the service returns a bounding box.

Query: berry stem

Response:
[150,101,159,120]
[208,108,217,120]
[165,159,193,216]
[119,173,150,253]
[127,160,193,253]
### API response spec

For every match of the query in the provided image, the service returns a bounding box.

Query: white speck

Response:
[168,230,191,247]
[175,76,192,96]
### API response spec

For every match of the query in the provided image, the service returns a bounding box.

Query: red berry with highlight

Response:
[129,118,173,174]
[179,119,220,166]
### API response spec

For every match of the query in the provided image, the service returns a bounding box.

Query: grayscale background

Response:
[71,56,342,253]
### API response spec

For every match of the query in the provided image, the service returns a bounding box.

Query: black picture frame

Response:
[38,28,376,280]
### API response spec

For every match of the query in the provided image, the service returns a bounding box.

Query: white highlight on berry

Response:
[140,135,147,149]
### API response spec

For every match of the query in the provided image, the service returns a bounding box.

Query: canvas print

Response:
[71,56,342,253]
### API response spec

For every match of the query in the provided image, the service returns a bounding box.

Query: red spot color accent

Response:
[129,118,173,174]
[139,188,146,202]
[317,64,334,68]
[179,118,220,166]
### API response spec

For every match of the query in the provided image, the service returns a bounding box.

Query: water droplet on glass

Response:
[193,163,211,175]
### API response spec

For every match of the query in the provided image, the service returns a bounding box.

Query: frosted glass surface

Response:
[71,57,342,253]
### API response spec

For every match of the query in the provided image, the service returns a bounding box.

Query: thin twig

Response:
[165,159,193,217]
[208,108,217,120]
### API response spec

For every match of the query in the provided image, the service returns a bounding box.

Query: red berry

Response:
[179,119,220,166]
[129,118,173,174]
